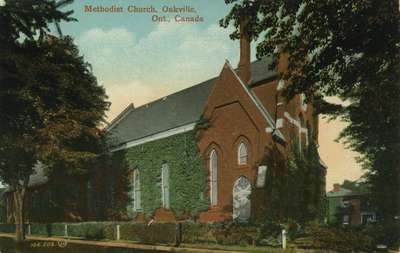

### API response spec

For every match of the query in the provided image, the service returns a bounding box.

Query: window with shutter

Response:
[161,163,170,208]
[210,150,218,206]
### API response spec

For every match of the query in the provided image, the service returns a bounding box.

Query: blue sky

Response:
[59,0,255,119]
[57,0,362,189]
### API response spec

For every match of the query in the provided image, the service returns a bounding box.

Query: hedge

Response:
[181,222,212,243]
[0,224,15,233]
[0,222,262,245]
[67,222,115,240]
[119,223,176,244]
[0,222,116,240]
[0,221,393,250]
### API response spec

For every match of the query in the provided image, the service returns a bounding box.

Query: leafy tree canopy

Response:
[0,35,109,184]
[0,0,109,240]
[0,0,76,45]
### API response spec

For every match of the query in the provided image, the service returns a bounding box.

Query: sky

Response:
[58,0,363,191]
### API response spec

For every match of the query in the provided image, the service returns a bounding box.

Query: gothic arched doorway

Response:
[232,176,251,222]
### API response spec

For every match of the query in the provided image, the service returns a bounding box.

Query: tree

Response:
[0,0,75,45]
[340,179,369,194]
[0,0,109,241]
[221,0,400,222]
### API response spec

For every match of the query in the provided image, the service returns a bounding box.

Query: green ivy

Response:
[116,131,209,218]
[261,137,326,224]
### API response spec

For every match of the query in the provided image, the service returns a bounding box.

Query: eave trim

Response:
[110,122,197,152]
[226,61,286,142]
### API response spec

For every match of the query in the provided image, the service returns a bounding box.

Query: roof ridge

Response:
[106,103,135,131]
[131,77,217,112]
[122,58,269,113]
[108,57,272,127]
[107,56,277,145]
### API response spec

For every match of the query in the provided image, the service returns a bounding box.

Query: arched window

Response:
[132,169,141,211]
[238,142,248,165]
[210,149,218,206]
[161,163,170,208]
[232,176,251,222]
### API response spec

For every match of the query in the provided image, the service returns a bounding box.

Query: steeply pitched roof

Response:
[107,57,276,148]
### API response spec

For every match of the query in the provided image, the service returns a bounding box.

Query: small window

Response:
[210,150,218,206]
[343,215,350,225]
[161,163,170,208]
[238,142,248,165]
[133,169,141,211]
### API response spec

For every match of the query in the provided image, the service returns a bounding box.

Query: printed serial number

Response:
[30,240,68,248]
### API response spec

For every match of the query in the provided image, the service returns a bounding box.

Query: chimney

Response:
[237,16,251,85]
[333,184,341,192]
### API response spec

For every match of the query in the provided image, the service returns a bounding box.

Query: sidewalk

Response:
[0,233,248,253]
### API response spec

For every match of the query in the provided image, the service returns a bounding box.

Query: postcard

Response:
[0,0,398,252]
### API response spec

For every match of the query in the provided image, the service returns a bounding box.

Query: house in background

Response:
[326,183,376,226]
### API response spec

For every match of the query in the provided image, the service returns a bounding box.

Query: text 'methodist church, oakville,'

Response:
[4,24,327,224]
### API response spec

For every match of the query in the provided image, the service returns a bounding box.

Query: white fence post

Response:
[116,224,120,241]
[64,224,68,237]
[281,229,287,249]
[27,224,31,235]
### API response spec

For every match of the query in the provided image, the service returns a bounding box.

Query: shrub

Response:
[258,236,281,247]
[67,222,114,240]
[194,221,259,245]
[0,224,15,233]
[362,220,400,248]
[30,223,48,236]
[293,224,373,252]
[119,223,148,242]
[119,223,176,245]
[51,223,67,237]
[181,222,215,244]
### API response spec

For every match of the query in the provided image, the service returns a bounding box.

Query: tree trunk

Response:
[13,188,26,242]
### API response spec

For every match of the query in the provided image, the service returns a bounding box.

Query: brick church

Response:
[3,28,326,224]
[102,33,326,223]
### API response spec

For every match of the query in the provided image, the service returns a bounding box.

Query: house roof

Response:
[107,57,277,148]
[326,187,362,198]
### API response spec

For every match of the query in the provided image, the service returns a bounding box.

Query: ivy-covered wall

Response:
[114,131,209,218]
[259,137,326,224]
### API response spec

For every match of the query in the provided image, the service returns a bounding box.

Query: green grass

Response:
[180,243,337,253]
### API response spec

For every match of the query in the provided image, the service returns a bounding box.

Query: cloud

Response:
[77,23,241,120]
[77,28,136,83]
[105,80,164,120]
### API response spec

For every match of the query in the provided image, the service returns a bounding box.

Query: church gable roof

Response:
[108,78,215,148]
[107,57,276,149]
